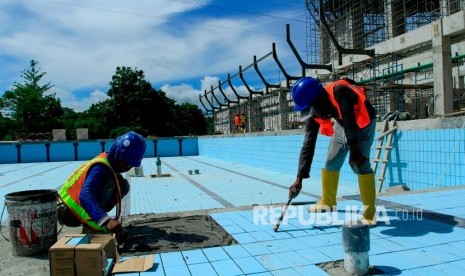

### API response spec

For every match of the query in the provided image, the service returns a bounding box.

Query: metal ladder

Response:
[373,120,397,193]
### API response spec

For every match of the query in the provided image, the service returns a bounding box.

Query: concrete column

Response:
[384,0,394,39]
[343,220,370,275]
[440,0,449,16]
[279,90,288,130]
[432,19,454,116]
[385,0,405,38]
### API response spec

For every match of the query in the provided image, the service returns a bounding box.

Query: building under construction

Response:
[202,0,465,134]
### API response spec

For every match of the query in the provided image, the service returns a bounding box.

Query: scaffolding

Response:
[209,0,465,134]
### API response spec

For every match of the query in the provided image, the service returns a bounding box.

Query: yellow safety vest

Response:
[59,153,121,232]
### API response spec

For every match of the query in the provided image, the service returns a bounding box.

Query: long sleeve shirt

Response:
[79,164,129,226]
[296,85,375,178]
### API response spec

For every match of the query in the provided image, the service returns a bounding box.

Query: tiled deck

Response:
[1,156,465,275]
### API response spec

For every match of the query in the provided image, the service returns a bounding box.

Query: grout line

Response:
[162,161,235,208]
[184,156,321,198]
[0,161,75,189]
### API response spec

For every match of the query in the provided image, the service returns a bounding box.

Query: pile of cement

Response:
[119,214,237,256]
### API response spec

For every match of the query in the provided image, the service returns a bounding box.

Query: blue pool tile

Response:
[298,234,338,248]
[255,253,291,271]
[386,236,429,249]
[275,250,313,267]
[202,246,230,262]
[223,224,246,234]
[242,242,272,256]
[418,245,463,262]
[210,259,243,276]
[160,251,185,267]
[234,256,267,274]
[233,232,257,244]
[269,230,293,239]
[371,249,441,271]
[294,265,329,276]
[163,265,190,275]
[370,238,407,253]
[214,218,236,227]
[295,247,332,264]
[317,244,344,261]
[188,262,218,276]
[450,259,465,268]
[248,231,276,242]
[269,268,301,276]
[182,249,208,265]
[409,263,465,275]
[222,245,251,259]
[260,240,292,253]
[287,229,310,238]
[283,237,314,250]
[240,223,262,232]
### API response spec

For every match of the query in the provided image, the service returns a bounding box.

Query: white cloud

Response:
[51,87,109,112]
[0,0,307,112]
[160,83,200,106]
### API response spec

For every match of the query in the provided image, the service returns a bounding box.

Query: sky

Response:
[0,0,310,112]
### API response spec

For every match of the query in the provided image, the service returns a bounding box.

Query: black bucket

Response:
[4,189,58,256]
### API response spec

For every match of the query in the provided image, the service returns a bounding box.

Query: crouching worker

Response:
[288,77,377,226]
[57,131,146,234]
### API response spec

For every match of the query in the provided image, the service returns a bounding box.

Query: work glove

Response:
[106,218,123,234]
[349,145,367,166]
[288,177,302,199]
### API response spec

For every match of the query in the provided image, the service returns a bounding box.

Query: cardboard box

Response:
[49,234,153,276]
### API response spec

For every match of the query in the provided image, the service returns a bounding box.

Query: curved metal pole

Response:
[203,90,220,111]
[272,42,300,87]
[228,73,248,100]
[198,94,212,113]
[211,86,228,108]
[239,65,263,97]
[316,0,374,65]
[286,24,332,76]
[253,55,280,94]
[218,80,238,105]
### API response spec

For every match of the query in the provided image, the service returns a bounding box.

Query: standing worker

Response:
[57,131,146,233]
[240,112,247,133]
[234,113,241,133]
[288,77,377,225]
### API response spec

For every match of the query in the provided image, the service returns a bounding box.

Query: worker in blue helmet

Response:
[58,131,146,233]
[288,77,378,225]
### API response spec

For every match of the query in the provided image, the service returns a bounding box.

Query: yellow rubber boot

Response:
[358,173,377,226]
[308,169,339,213]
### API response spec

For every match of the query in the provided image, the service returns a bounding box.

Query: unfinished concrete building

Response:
[204,0,465,134]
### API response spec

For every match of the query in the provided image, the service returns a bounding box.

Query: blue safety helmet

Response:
[114,131,146,167]
[292,77,323,111]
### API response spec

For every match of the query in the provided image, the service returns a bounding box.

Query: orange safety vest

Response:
[315,79,371,136]
[234,115,240,126]
[59,152,121,232]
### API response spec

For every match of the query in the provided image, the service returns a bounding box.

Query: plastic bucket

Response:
[4,189,58,256]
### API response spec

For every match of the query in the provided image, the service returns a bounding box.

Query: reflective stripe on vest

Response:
[59,152,121,232]
[314,80,371,136]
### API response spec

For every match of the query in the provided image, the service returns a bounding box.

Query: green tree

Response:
[74,101,113,139]
[0,112,15,140]
[107,66,178,136]
[174,103,207,135]
[0,60,64,134]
